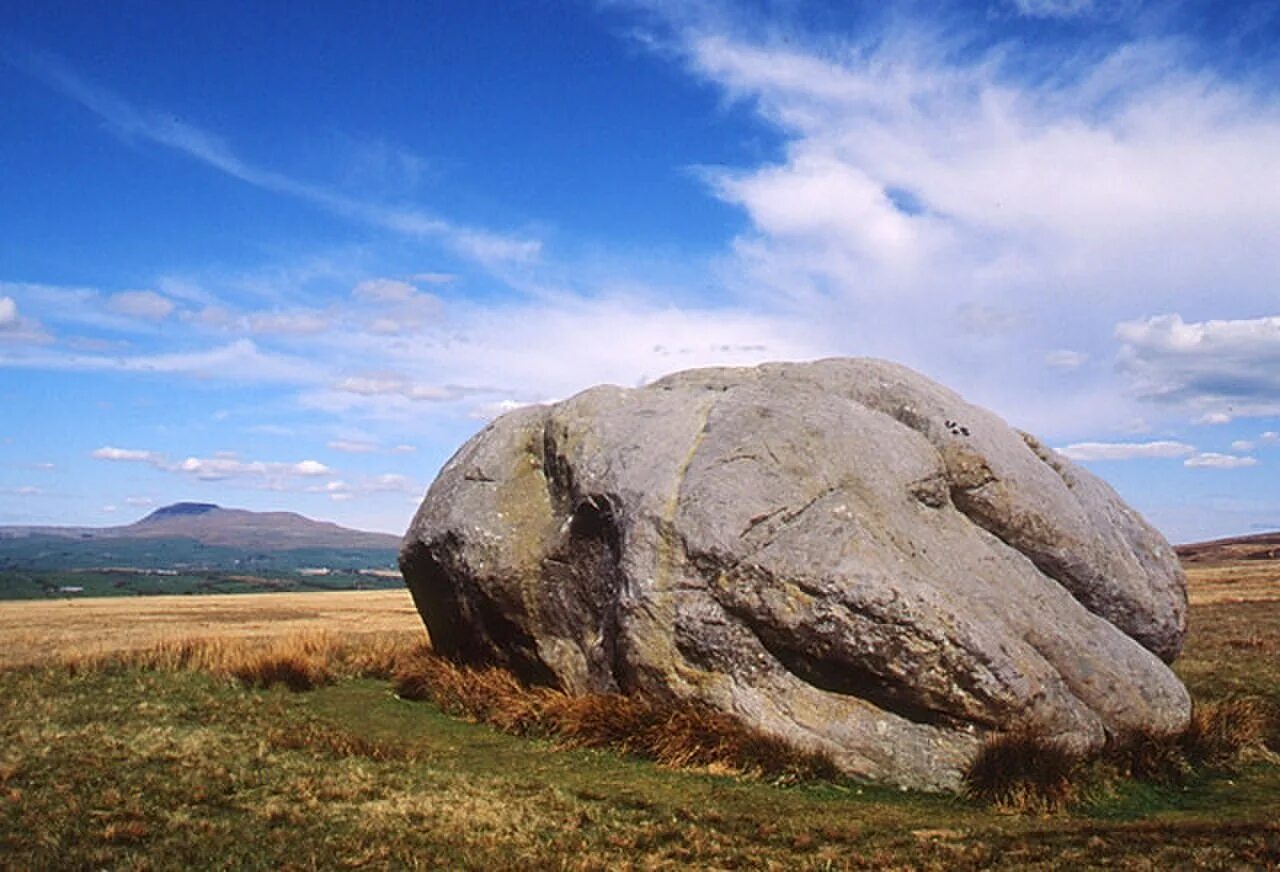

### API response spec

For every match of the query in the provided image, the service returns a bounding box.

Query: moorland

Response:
[0,535,1277,869]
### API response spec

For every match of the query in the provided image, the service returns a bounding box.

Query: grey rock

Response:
[401,358,1191,790]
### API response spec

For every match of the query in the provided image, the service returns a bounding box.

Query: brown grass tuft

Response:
[393,649,837,781]
[1181,698,1273,765]
[963,726,1081,813]
[967,698,1279,811]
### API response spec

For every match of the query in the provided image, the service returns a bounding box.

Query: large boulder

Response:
[400,358,1190,790]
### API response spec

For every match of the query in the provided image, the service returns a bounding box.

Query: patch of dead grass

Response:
[391,647,839,782]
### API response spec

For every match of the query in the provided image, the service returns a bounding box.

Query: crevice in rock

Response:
[539,493,629,693]
[724,599,973,730]
[689,551,981,731]
[949,484,1111,624]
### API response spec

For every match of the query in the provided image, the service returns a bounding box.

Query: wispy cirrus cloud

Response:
[11,51,542,271]
[107,290,175,321]
[619,3,1280,439]
[1057,440,1196,461]
[92,445,332,486]
[1184,452,1259,470]
[5,338,320,383]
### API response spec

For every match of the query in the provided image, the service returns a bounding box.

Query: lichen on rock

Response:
[400,358,1190,791]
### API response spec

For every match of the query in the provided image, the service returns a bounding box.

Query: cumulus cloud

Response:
[92,446,332,487]
[0,294,51,344]
[609,10,1280,441]
[1116,314,1280,416]
[317,472,420,502]
[1184,452,1259,470]
[93,446,166,463]
[1057,440,1195,461]
[107,290,174,320]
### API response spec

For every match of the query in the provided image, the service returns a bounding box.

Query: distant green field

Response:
[0,535,400,599]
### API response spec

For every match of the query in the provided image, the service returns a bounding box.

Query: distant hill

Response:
[0,503,403,599]
[0,502,400,550]
[1175,531,1280,565]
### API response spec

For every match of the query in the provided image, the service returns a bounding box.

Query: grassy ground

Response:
[1,583,1278,869]
[0,589,421,669]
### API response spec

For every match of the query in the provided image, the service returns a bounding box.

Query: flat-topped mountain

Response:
[0,503,403,599]
[0,503,399,551]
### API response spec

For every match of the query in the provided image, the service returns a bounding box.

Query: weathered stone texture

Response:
[401,358,1190,790]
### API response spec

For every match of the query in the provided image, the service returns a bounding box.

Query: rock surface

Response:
[400,358,1191,790]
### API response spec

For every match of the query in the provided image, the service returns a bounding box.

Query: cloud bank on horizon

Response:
[2,0,1279,541]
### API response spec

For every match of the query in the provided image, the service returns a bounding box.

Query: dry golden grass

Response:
[391,646,839,781]
[64,629,424,692]
[964,698,1277,812]
[0,588,422,668]
[1184,560,1280,605]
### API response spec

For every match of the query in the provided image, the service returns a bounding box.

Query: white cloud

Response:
[4,339,321,384]
[327,439,378,454]
[125,496,154,507]
[1184,452,1259,470]
[93,446,166,464]
[618,16,1280,444]
[1196,412,1234,425]
[292,460,331,476]
[107,290,174,320]
[0,293,51,344]
[1057,440,1195,461]
[1116,314,1280,416]
[1232,440,1256,452]
[316,472,419,502]
[329,375,459,402]
[93,446,335,488]
[391,444,417,454]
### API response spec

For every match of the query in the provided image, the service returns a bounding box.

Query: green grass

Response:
[1,598,1278,868]
[0,568,405,599]
[0,535,399,599]
[2,647,1279,868]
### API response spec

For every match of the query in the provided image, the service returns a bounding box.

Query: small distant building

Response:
[57,586,84,594]
[298,567,331,576]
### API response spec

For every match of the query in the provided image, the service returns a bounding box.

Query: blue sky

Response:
[3,0,1280,542]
